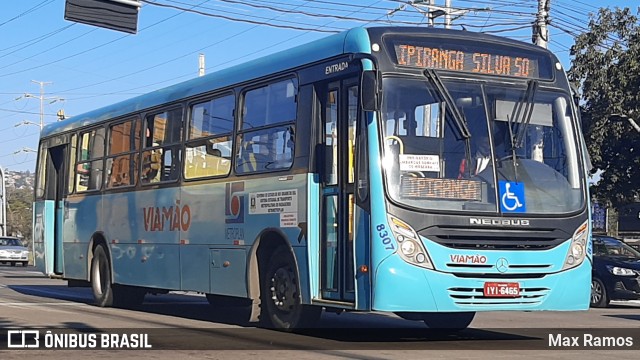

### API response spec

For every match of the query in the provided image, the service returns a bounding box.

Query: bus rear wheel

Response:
[421,312,475,330]
[91,245,114,307]
[91,245,146,308]
[260,246,321,329]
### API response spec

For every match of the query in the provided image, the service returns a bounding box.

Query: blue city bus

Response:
[33,26,591,329]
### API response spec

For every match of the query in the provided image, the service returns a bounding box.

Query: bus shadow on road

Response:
[9,284,257,327]
[8,284,94,304]
[6,285,547,349]
[604,314,640,322]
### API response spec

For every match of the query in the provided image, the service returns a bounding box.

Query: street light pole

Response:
[31,80,52,130]
[18,80,63,130]
[0,166,5,237]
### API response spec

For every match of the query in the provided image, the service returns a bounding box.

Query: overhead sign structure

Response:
[64,0,141,34]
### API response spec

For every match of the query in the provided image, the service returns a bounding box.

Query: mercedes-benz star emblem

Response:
[496,257,509,273]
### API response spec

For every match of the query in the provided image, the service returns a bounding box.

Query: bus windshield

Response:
[381,76,585,214]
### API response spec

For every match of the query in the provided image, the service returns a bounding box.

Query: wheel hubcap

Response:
[270,267,297,312]
[591,280,602,304]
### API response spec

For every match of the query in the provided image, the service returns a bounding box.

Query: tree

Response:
[568,7,640,208]
[7,188,33,245]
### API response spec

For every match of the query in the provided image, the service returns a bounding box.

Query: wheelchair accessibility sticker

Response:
[499,181,526,213]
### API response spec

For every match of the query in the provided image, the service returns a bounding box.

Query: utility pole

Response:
[17,80,64,130]
[0,166,5,236]
[445,0,451,29]
[32,80,51,130]
[388,0,476,28]
[530,0,551,163]
[533,0,550,49]
[199,54,205,77]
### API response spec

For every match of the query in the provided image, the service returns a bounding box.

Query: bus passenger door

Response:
[35,141,69,275]
[319,79,358,303]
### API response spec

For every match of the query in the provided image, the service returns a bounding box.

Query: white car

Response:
[0,237,29,267]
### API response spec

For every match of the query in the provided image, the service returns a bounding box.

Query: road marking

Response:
[0,302,86,306]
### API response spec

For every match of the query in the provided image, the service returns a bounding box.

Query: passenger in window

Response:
[142,127,162,183]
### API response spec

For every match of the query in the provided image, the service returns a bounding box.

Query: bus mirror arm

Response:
[361,70,379,112]
[349,53,380,112]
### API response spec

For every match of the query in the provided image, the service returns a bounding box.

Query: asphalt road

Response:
[0,265,639,359]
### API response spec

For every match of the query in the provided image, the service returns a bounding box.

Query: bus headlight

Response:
[562,220,588,270]
[388,215,433,269]
[401,240,416,255]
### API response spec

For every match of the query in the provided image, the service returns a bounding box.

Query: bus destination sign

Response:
[393,42,548,79]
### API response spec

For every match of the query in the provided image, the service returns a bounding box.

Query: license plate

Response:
[484,282,520,297]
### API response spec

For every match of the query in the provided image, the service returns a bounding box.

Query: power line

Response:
[0,0,214,78]
[0,0,55,28]
[140,0,344,32]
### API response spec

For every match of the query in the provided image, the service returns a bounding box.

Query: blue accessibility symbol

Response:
[499,181,526,213]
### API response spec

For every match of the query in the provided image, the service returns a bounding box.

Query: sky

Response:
[0,0,635,172]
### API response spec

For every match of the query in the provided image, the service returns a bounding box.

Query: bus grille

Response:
[450,272,548,279]
[447,286,550,306]
[420,226,568,250]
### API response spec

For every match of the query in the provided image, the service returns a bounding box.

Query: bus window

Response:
[237,127,294,173]
[35,142,47,199]
[67,134,77,194]
[105,118,140,188]
[185,94,234,179]
[236,78,297,174]
[324,89,338,185]
[142,108,183,183]
[76,127,105,192]
[242,78,297,129]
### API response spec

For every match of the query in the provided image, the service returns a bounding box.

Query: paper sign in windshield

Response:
[399,154,440,172]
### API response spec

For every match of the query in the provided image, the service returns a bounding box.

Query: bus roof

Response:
[41,26,558,139]
[41,27,372,138]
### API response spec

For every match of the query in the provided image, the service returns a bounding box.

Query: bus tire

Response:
[421,312,475,330]
[260,246,321,329]
[91,245,114,307]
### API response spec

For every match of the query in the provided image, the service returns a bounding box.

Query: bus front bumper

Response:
[372,253,591,312]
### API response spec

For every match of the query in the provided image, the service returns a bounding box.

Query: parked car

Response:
[591,235,640,307]
[0,236,29,267]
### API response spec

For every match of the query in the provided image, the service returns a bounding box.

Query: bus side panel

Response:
[106,188,181,290]
[365,109,399,307]
[63,195,102,280]
[181,182,230,293]
[241,175,310,303]
[62,198,85,280]
[33,200,55,276]
[353,205,371,310]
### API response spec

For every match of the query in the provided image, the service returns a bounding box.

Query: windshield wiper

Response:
[504,79,539,180]
[507,79,539,153]
[424,69,471,139]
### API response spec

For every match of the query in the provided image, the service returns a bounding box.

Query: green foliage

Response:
[7,187,33,245]
[568,7,640,208]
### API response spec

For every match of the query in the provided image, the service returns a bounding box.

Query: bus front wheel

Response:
[260,246,321,329]
[421,312,475,330]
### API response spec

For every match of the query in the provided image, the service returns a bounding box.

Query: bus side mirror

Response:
[361,70,379,112]
[570,83,580,107]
